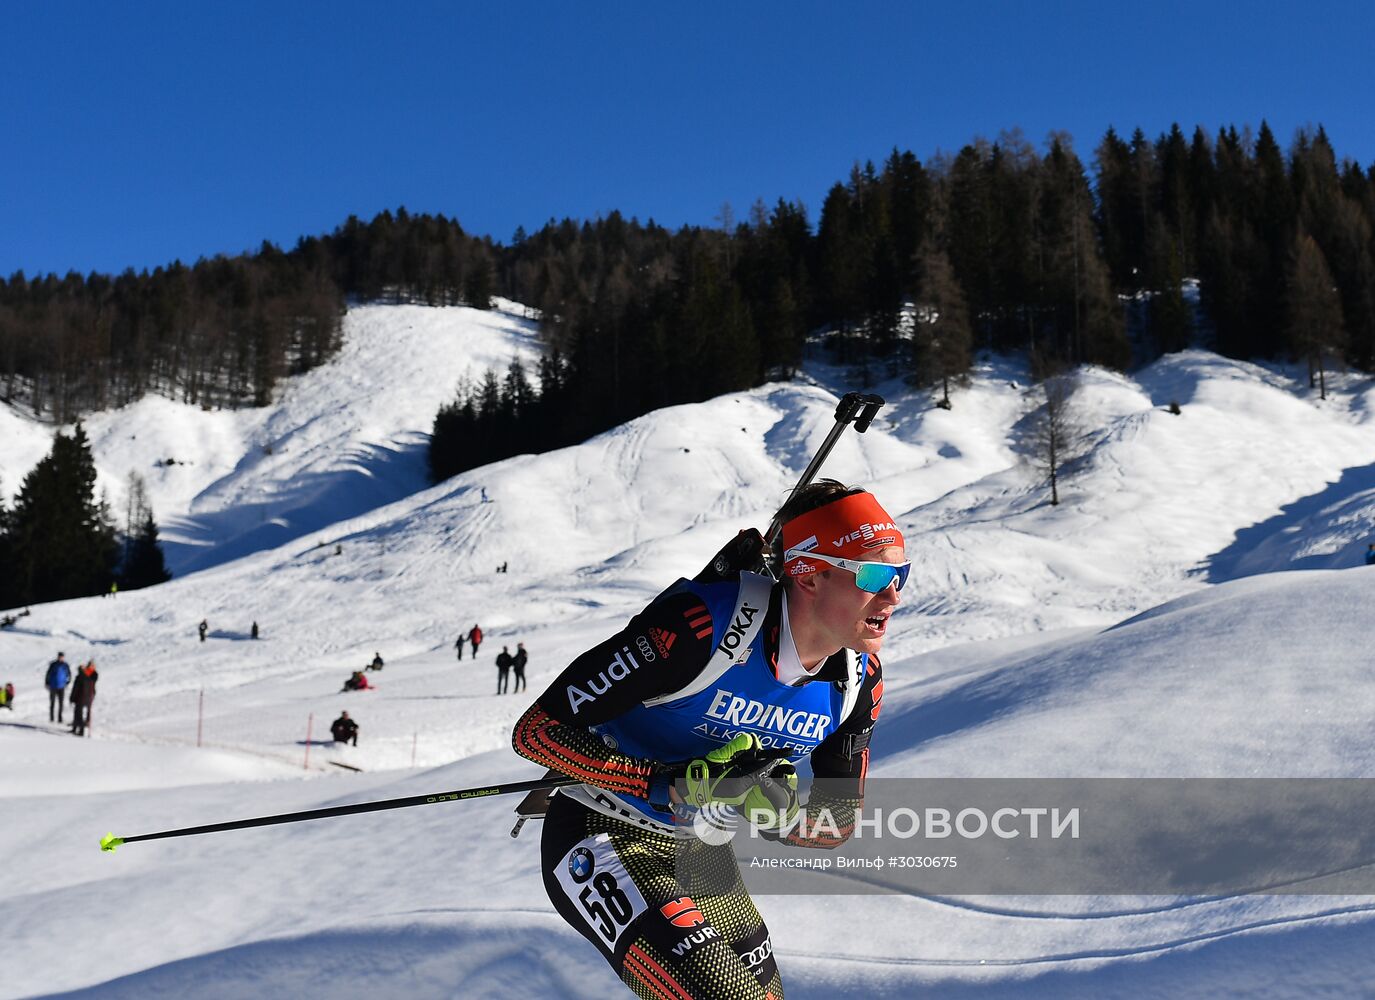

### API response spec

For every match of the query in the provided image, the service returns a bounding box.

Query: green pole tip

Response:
[100,833,124,853]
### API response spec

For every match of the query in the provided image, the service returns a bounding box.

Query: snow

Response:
[68,300,544,577]
[3,302,1375,997]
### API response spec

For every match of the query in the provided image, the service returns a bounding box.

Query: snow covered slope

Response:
[4,303,1375,998]
[6,568,1375,999]
[1,300,543,577]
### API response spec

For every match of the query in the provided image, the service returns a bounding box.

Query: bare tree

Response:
[1029,373,1084,506]
[1286,232,1346,400]
[123,470,151,568]
[913,243,973,408]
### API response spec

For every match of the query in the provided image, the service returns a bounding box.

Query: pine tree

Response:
[532,350,568,446]
[1186,127,1218,273]
[1200,209,1265,356]
[883,149,932,299]
[502,358,534,421]
[1156,124,1196,275]
[474,368,504,462]
[1093,127,1137,289]
[1251,122,1296,356]
[1037,138,1129,368]
[463,251,495,309]
[816,181,866,354]
[121,513,171,590]
[944,142,997,345]
[988,135,1040,350]
[1327,199,1375,369]
[852,161,902,360]
[1149,236,1194,354]
[429,386,478,483]
[501,358,535,453]
[6,422,119,604]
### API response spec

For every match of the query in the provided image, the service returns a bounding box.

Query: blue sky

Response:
[2,0,1371,278]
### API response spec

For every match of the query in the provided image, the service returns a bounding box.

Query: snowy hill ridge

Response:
[0,301,544,577]
[4,303,1375,998]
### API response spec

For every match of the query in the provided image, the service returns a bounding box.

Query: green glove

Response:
[681,734,800,830]
[739,761,799,831]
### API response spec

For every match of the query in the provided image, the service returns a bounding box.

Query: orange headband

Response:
[780,492,903,577]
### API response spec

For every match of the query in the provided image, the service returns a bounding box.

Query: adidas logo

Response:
[649,627,676,659]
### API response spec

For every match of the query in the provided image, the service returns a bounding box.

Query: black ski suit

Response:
[496,649,513,694]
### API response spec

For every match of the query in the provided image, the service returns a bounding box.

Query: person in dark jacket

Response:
[368,652,384,671]
[1366,543,1375,566]
[511,480,902,1000]
[198,620,208,642]
[454,635,464,661]
[330,711,359,746]
[512,642,528,693]
[496,646,513,694]
[45,652,72,723]
[70,661,98,736]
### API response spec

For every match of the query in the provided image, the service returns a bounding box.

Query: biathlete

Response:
[512,481,905,999]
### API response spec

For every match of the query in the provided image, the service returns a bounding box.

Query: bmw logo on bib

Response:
[568,846,595,883]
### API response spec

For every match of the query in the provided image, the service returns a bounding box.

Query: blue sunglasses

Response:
[785,549,911,593]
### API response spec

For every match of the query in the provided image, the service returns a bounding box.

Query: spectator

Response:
[454,636,464,661]
[496,646,513,694]
[512,642,528,693]
[501,561,509,573]
[330,711,359,746]
[198,619,208,643]
[342,671,370,693]
[1366,543,1375,567]
[251,621,260,640]
[0,682,14,710]
[368,652,384,672]
[70,660,98,737]
[45,652,72,724]
[468,624,483,658]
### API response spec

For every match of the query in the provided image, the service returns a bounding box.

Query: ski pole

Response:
[761,391,886,575]
[99,774,580,852]
[702,391,885,581]
[763,390,885,549]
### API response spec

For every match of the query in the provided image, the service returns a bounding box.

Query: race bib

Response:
[553,834,649,954]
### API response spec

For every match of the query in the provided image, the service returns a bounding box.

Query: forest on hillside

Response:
[2,122,1371,481]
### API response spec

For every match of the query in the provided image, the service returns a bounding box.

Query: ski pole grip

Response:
[833,393,863,424]
[853,394,885,433]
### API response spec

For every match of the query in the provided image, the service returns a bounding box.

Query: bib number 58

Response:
[579,871,635,942]
[555,835,649,953]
